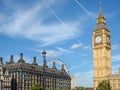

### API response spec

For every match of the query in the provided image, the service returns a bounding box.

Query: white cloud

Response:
[83,45,91,49]
[28,48,42,53]
[112,54,120,62]
[46,50,61,57]
[112,64,120,74]
[3,54,33,64]
[70,65,81,70]
[70,43,82,49]
[29,47,71,58]
[112,44,120,50]
[28,48,61,58]
[0,0,87,47]
[74,0,93,18]
[0,14,5,22]
[56,47,72,53]
[74,70,93,87]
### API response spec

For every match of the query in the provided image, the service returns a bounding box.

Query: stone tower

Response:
[92,1,112,90]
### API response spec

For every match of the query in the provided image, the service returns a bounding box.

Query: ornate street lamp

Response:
[42,50,46,60]
[41,50,47,90]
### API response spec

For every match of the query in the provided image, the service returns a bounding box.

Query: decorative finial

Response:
[98,0,104,18]
[42,50,48,68]
[32,57,38,65]
[18,53,25,63]
[61,64,65,71]
[42,50,47,59]
[100,0,102,8]
[52,62,57,70]
[9,55,14,64]
[20,53,23,59]
[0,57,3,65]
[100,0,103,11]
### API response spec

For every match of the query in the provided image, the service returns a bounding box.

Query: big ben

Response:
[92,1,112,90]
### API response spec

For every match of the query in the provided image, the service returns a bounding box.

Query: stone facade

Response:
[92,2,120,90]
[92,3,111,90]
[71,75,76,89]
[108,70,120,90]
[0,52,71,90]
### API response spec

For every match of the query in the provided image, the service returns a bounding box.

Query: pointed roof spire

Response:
[98,0,104,18]
[32,57,38,65]
[52,62,57,70]
[0,57,3,65]
[43,58,48,68]
[94,0,109,31]
[61,64,65,71]
[42,50,48,68]
[18,53,25,63]
[9,55,14,64]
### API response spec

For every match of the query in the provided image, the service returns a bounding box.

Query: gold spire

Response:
[94,0,109,31]
[98,0,104,18]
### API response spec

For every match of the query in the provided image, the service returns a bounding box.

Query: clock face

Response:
[107,36,110,43]
[95,36,102,43]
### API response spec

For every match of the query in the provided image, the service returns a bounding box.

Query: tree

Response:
[31,84,42,90]
[76,86,86,90]
[96,80,111,90]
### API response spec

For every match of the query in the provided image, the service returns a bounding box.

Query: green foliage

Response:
[96,80,111,90]
[76,86,86,90]
[31,86,69,90]
[31,84,42,90]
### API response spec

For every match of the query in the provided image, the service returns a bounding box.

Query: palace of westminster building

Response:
[0,1,120,90]
[92,1,120,90]
[0,50,71,90]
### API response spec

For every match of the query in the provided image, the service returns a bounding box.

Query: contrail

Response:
[74,0,94,19]
[41,0,81,44]
[41,0,66,27]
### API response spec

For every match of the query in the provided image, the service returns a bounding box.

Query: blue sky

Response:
[0,0,120,87]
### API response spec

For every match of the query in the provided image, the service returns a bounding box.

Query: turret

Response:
[18,53,25,63]
[9,55,14,64]
[52,62,57,70]
[42,50,48,68]
[61,64,65,72]
[32,57,38,65]
[95,0,109,31]
[0,57,3,65]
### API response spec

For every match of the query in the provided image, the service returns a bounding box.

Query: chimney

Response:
[61,64,65,71]
[32,57,38,65]
[18,53,25,63]
[0,57,3,65]
[52,62,57,70]
[9,55,14,64]
[20,53,23,59]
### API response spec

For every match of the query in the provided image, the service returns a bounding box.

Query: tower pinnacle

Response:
[98,0,104,18]
[94,0,109,31]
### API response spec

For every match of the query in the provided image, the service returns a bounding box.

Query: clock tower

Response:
[92,1,111,90]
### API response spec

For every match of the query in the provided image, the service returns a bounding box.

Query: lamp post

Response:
[42,50,47,90]
[42,50,46,65]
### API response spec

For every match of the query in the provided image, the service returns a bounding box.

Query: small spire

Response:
[98,0,104,18]
[0,57,3,65]
[43,59,48,68]
[18,53,25,63]
[61,64,65,71]
[9,55,14,64]
[52,62,57,70]
[42,50,47,59]
[20,53,23,59]
[42,50,48,68]
[32,57,38,65]
[94,0,108,31]
[100,0,102,7]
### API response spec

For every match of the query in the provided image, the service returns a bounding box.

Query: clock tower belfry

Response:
[92,1,112,90]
